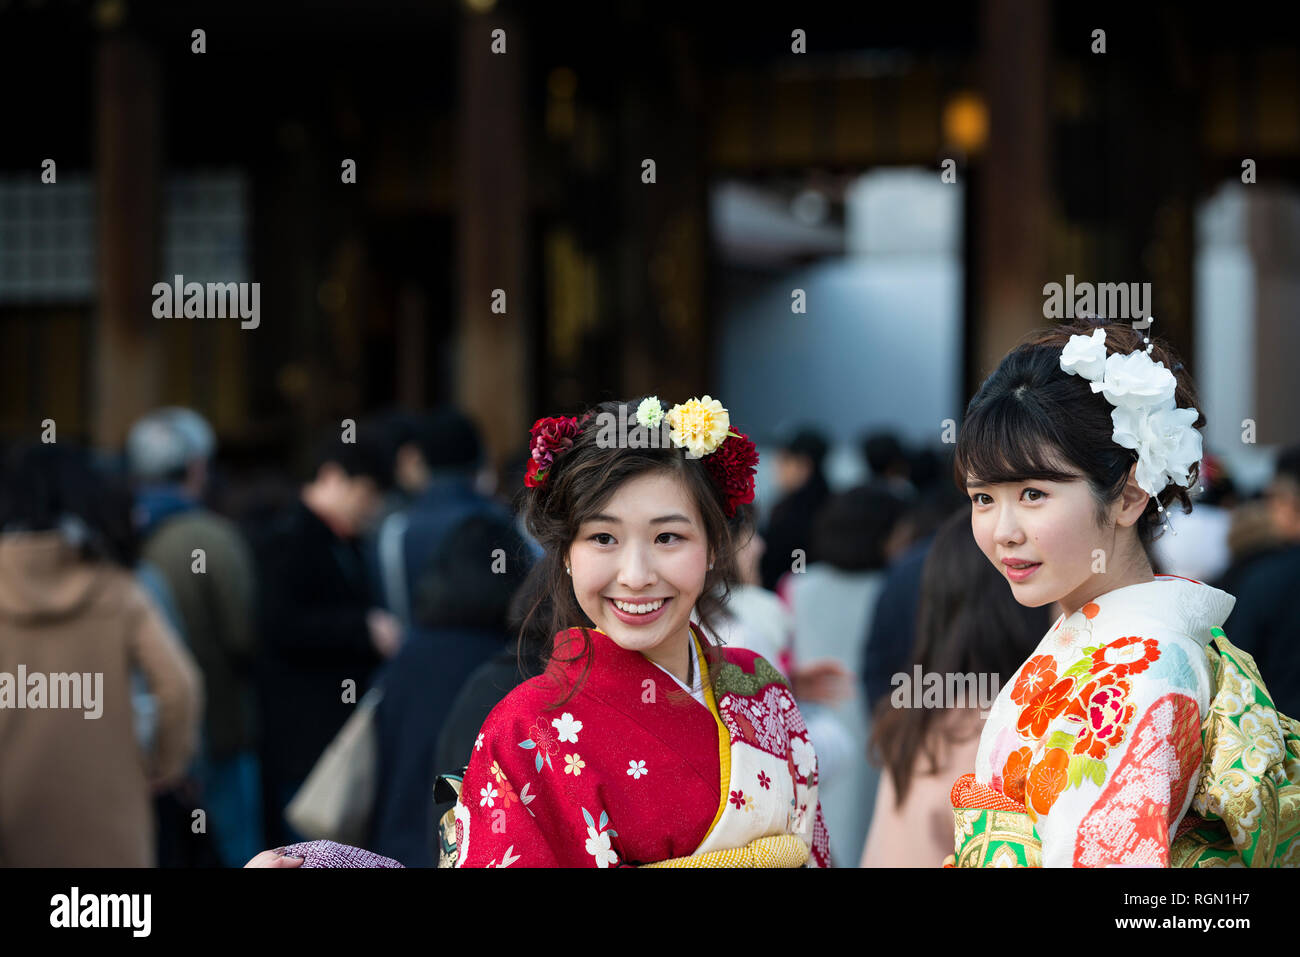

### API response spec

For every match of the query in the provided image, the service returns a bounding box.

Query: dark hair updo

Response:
[952,318,1205,560]
[520,397,757,707]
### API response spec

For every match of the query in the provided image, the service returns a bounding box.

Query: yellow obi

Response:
[642,833,810,868]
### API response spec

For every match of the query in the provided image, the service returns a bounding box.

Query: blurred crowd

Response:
[0,409,1297,867]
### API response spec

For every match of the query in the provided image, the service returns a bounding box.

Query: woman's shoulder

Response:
[715,645,791,695]
[472,663,598,752]
[478,672,558,725]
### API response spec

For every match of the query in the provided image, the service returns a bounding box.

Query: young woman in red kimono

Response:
[248,395,831,868]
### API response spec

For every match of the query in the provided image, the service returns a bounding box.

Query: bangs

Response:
[954,391,1080,489]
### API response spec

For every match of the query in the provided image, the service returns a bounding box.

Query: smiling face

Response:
[966,460,1152,619]
[564,469,712,679]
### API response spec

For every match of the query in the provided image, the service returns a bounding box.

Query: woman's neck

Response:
[643,626,694,687]
[1058,545,1155,619]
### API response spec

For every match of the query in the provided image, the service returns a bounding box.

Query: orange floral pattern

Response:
[1011,655,1057,705]
[1027,748,1070,816]
[1002,747,1032,804]
[1088,635,1160,678]
[998,598,1153,815]
[1016,677,1075,739]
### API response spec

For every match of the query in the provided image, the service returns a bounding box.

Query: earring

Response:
[708,562,714,570]
[566,565,571,575]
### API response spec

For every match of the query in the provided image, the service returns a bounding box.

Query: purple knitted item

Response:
[279,840,405,868]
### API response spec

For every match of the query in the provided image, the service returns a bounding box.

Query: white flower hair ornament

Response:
[1057,319,1203,535]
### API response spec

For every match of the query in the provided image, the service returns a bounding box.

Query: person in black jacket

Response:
[1218,445,1300,717]
[255,430,400,847]
[368,512,536,866]
[759,427,831,592]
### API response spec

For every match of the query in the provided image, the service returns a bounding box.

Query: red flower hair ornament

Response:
[523,396,759,518]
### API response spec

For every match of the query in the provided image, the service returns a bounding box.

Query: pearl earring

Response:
[566,565,571,575]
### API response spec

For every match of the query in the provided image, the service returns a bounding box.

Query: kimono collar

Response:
[544,622,708,705]
[1057,574,1236,648]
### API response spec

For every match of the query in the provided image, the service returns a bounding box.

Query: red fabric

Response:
[456,625,827,867]
[1072,692,1201,867]
[456,626,726,866]
[950,772,1028,813]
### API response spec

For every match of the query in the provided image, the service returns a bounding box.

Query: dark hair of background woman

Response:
[869,506,1049,806]
[0,442,138,567]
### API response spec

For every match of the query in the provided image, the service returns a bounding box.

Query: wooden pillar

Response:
[973,0,1050,382]
[456,12,529,465]
[94,28,161,447]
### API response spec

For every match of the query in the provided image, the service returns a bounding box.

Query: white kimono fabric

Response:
[974,575,1233,867]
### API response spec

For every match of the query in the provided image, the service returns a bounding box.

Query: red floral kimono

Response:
[450,623,831,867]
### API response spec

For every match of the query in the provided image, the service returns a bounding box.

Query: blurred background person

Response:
[705,507,795,671]
[1217,444,1300,716]
[359,410,431,602]
[373,406,515,630]
[759,426,831,591]
[862,507,1048,867]
[1150,450,1234,583]
[368,510,537,866]
[433,563,551,800]
[698,505,855,805]
[861,431,917,501]
[861,457,970,716]
[0,443,203,866]
[254,427,402,848]
[784,483,909,865]
[126,407,261,868]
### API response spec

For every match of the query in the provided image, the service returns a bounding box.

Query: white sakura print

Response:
[479,782,499,808]
[475,732,485,751]
[790,735,816,778]
[626,760,648,780]
[585,827,618,867]
[552,711,583,744]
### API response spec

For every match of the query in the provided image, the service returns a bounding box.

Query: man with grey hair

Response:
[127,407,260,867]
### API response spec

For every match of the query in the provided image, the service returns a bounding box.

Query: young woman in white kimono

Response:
[947,317,1300,868]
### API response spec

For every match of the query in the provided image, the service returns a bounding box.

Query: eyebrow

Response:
[586,513,694,525]
[965,477,1074,490]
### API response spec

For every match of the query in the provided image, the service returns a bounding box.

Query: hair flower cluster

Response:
[702,428,759,518]
[1058,327,1107,381]
[523,395,758,519]
[1058,324,1202,500]
[664,396,730,459]
[634,396,664,430]
[524,414,583,488]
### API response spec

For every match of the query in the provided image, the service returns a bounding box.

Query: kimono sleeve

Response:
[807,799,832,868]
[1025,635,1209,867]
[453,704,597,868]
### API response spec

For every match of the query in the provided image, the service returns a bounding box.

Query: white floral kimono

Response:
[965,575,1231,866]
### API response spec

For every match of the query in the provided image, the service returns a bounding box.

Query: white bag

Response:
[285,687,382,845]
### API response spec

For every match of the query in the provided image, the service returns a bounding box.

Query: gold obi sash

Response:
[642,833,810,868]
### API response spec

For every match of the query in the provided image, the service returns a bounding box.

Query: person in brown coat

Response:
[0,443,202,867]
